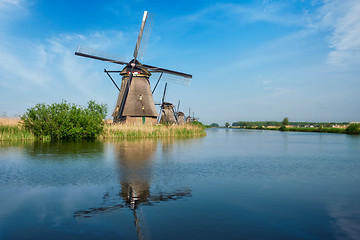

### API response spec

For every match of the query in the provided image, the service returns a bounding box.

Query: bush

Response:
[190,121,206,129]
[345,123,360,135]
[21,100,107,140]
[279,125,286,131]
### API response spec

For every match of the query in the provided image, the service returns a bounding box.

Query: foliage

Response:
[232,121,282,127]
[208,123,219,128]
[225,122,230,128]
[282,117,289,126]
[232,121,349,128]
[190,121,206,129]
[345,123,360,134]
[279,125,286,131]
[21,100,107,140]
[265,127,345,134]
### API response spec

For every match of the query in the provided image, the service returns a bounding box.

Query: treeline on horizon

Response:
[231,121,349,128]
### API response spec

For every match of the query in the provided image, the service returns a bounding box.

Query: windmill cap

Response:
[120,59,151,76]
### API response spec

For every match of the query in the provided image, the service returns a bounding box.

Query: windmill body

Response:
[176,112,185,125]
[160,102,176,124]
[112,60,158,124]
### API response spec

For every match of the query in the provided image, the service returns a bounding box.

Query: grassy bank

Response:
[98,124,206,139]
[0,118,206,141]
[244,125,360,134]
[264,127,346,134]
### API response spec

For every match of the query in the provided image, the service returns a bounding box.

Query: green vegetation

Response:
[225,122,230,128]
[232,121,282,128]
[277,127,345,134]
[208,123,219,128]
[282,117,289,126]
[189,121,206,129]
[1,104,206,141]
[100,124,206,139]
[232,121,349,128]
[230,120,359,135]
[21,100,107,140]
[279,125,287,131]
[0,125,37,141]
[345,123,360,134]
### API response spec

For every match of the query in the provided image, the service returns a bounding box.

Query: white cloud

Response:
[326,1,360,67]
[307,0,360,67]
[0,30,126,116]
[0,0,27,20]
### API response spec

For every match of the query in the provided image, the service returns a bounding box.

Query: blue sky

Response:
[0,0,359,124]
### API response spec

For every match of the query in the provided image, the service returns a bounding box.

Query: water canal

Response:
[0,129,359,239]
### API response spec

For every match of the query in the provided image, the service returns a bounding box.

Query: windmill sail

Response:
[75,46,127,65]
[133,11,148,60]
[138,12,155,61]
[151,72,191,86]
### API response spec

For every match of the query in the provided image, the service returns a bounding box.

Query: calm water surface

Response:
[0,129,359,239]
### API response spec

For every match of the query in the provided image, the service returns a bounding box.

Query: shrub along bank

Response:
[20,100,107,140]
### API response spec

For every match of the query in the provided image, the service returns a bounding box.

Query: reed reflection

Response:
[74,139,191,240]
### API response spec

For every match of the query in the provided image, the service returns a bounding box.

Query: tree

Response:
[209,123,219,128]
[282,117,289,126]
[345,123,360,134]
[225,122,230,128]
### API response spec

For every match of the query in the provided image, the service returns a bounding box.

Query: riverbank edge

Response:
[230,126,358,134]
[0,124,206,141]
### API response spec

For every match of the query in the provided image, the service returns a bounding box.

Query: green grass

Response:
[0,125,38,141]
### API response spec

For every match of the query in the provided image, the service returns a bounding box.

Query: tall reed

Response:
[0,125,36,141]
[98,124,206,139]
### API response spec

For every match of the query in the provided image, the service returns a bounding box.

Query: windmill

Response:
[174,100,185,125]
[157,82,177,124]
[75,11,192,124]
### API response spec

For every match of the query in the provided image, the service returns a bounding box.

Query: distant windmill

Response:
[157,82,177,124]
[176,112,185,125]
[174,100,185,125]
[75,11,192,124]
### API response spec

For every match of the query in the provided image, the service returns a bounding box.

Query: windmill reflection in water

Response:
[74,139,191,240]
